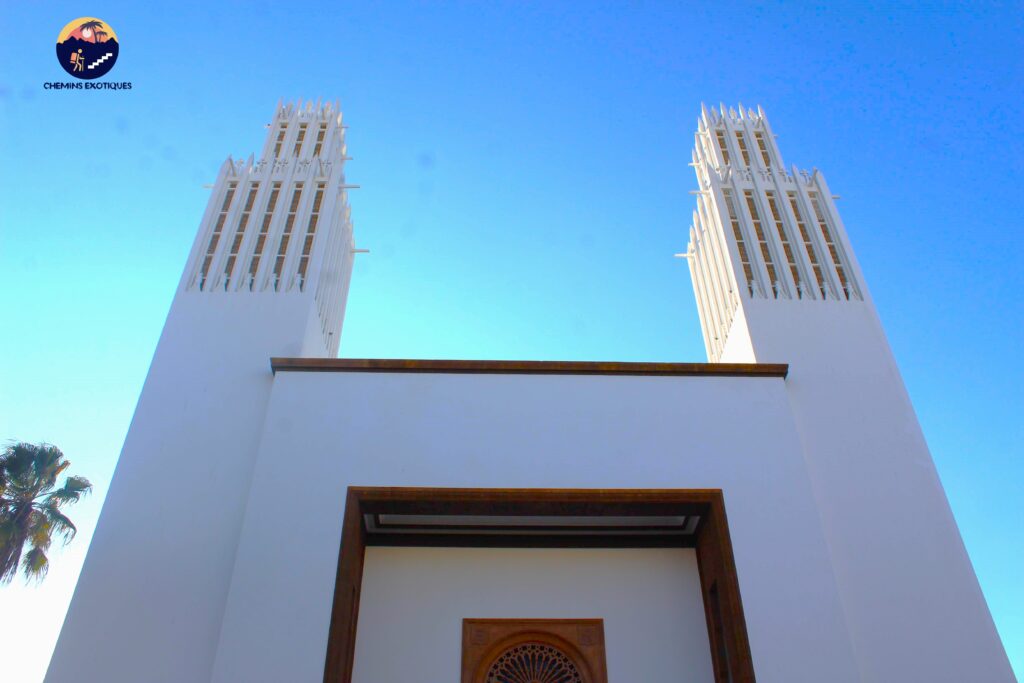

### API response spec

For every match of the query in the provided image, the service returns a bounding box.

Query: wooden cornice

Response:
[270,357,787,378]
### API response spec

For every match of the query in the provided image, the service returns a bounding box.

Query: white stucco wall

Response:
[353,547,714,683]
[732,297,1016,682]
[46,292,328,683]
[210,371,860,683]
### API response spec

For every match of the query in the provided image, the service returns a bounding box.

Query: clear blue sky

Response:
[1,2,1021,680]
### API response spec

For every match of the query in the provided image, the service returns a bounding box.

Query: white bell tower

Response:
[187,98,357,356]
[47,100,359,682]
[686,102,862,363]
[685,104,1013,682]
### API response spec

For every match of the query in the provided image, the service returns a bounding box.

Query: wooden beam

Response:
[271,357,787,378]
[364,533,697,549]
[322,490,366,683]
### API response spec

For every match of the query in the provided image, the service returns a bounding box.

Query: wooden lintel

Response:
[271,357,788,378]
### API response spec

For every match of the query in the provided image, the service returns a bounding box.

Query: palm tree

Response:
[0,442,91,584]
[78,20,104,41]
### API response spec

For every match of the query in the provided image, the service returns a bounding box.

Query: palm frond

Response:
[1,443,37,484]
[34,445,68,493]
[63,476,92,494]
[0,553,20,583]
[43,503,78,543]
[0,519,24,583]
[28,510,52,550]
[21,546,49,582]
[3,443,66,495]
[46,476,92,506]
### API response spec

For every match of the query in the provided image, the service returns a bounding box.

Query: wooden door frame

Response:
[322,487,755,683]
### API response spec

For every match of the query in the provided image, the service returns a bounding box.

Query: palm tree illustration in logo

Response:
[78,20,104,41]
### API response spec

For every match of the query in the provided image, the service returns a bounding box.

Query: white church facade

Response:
[46,101,1014,683]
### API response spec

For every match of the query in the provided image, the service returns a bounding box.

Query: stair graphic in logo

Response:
[87,52,113,70]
